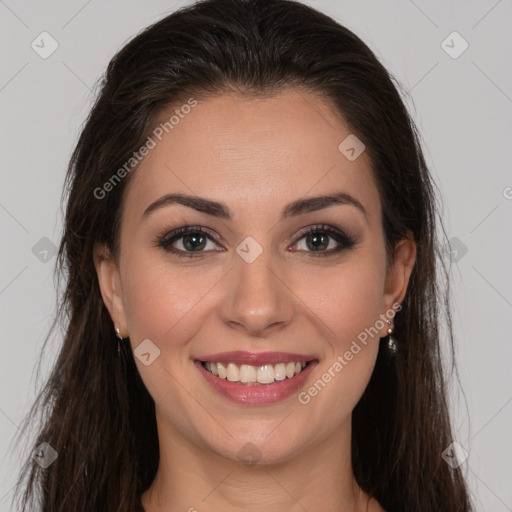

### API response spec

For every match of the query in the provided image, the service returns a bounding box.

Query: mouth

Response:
[200,360,310,385]
[194,352,319,405]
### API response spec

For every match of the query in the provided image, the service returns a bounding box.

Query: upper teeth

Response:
[204,361,307,384]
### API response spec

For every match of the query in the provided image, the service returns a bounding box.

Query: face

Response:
[95,88,415,465]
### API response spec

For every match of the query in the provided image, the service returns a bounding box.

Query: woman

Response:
[12,0,473,510]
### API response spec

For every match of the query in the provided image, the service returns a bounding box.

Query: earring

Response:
[386,320,398,354]
[115,326,124,356]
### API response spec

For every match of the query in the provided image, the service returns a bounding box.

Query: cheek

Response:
[298,257,386,349]
[294,256,386,412]
[121,256,208,342]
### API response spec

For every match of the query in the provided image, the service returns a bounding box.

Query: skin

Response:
[94,89,416,512]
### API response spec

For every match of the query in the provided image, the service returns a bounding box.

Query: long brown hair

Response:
[12,0,473,510]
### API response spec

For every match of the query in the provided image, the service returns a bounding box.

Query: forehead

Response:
[122,89,380,224]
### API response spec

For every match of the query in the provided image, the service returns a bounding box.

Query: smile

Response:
[201,360,308,385]
[194,351,319,405]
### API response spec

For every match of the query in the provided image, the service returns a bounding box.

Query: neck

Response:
[141,408,373,512]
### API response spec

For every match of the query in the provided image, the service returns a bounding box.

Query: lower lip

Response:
[194,360,318,405]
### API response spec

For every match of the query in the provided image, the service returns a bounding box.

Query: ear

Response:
[93,242,128,337]
[381,232,417,318]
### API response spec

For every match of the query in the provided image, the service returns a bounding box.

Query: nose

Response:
[218,246,295,337]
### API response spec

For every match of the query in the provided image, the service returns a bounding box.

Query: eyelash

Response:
[154,224,358,258]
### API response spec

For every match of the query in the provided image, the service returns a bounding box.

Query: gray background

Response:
[1,0,511,510]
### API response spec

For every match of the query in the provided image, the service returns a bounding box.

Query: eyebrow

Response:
[143,191,368,223]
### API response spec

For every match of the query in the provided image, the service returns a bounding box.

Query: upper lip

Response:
[195,351,318,366]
